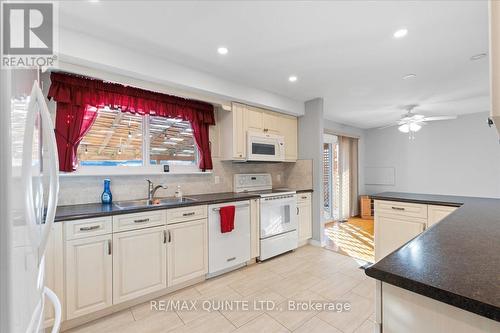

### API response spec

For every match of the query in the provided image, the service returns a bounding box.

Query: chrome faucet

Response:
[146,179,168,202]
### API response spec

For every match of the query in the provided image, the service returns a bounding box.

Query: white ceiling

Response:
[59,0,490,128]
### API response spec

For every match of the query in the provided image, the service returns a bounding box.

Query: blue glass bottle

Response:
[101,179,112,204]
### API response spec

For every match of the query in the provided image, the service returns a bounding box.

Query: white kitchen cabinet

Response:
[381,283,500,333]
[245,106,265,132]
[428,205,457,227]
[220,102,298,161]
[112,226,167,304]
[278,116,298,161]
[65,234,112,320]
[167,219,208,286]
[250,198,260,258]
[262,111,281,134]
[375,213,425,262]
[297,193,312,245]
[220,103,246,160]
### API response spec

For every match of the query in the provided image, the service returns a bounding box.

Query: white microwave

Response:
[247,131,285,162]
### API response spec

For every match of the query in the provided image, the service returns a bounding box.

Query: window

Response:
[78,107,197,169]
[149,115,197,165]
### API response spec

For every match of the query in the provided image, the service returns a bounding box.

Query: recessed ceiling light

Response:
[217,47,228,55]
[393,28,408,39]
[402,73,417,80]
[470,53,487,61]
[288,75,298,82]
[89,0,100,3]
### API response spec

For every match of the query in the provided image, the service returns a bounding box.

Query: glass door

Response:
[323,134,339,221]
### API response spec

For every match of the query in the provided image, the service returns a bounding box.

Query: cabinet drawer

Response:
[113,210,166,232]
[297,192,311,204]
[375,200,427,219]
[166,205,207,224]
[65,216,112,240]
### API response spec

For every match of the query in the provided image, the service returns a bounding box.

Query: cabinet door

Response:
[232,104,246,159]
[297,201,312,243]
[65,234,112,320]
[113,226,167,304]
[245,106,264,132]
[375,215,425,261]
[262,112,281,134]
[167,219,208,286]
[427,205,457,227]
[278,116,298,161]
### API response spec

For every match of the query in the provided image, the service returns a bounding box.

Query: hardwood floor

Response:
[324,218,374,263]
[65,246,376,333]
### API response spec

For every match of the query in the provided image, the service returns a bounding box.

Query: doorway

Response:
[322,134,374,263]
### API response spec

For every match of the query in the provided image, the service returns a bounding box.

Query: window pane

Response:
[78,108,143,166]
[149,116,197,165]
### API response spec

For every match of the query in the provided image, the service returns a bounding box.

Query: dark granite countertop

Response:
[365,192,500,322]
[55,189,313,222]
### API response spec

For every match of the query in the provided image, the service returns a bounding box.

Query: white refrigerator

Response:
[0,69,62,333]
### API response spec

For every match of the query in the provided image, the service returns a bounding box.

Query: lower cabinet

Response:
[113,226,167,304]
[297,193,312,244]
[428,205,457,227]
[65,234,113,320]
[167,219,208,286]
[375,214,425,261]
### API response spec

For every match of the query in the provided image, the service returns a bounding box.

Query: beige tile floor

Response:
[66,245,376,333]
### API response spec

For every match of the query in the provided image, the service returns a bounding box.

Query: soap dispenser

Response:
[101,179,112,204]
[174,185,183,199]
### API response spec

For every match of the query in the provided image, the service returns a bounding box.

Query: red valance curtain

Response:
[47,72,215,172]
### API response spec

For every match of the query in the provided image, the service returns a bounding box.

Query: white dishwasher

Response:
[208,201,251,277]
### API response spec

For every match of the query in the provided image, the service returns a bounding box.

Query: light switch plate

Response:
[214,176,220,184]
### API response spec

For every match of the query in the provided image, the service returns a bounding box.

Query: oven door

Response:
[260,195,297,238]
[247,132,284,161]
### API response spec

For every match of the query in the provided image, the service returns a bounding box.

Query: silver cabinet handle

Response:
[297,207,299,215]
[107,240,111,255]
[168,230,172,243]
[182,212,195,217]
[391,207,405,211]
[163,230,167,244]
[301,196,308,199]
[80,225,100,231]
[134,218,150,223]
[226,257,236,262]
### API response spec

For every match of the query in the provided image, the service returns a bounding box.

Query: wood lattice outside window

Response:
[77,107,197,167]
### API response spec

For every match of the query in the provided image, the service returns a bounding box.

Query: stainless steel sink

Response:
[115,197,198,209]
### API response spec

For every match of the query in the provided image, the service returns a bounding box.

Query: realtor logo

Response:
[1,1,58,68]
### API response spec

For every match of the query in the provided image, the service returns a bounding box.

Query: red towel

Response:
[219,205,235,233]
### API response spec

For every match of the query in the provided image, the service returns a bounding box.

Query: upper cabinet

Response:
[219,102,298,161]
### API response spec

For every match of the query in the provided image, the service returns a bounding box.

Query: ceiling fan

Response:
[379,104,457,139]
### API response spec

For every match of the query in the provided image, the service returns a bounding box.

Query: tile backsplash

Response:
[58,158,313,206]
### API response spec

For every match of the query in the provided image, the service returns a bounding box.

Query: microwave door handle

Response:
[35,82,59,262]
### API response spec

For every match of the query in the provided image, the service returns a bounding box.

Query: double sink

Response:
[114,197,198,209]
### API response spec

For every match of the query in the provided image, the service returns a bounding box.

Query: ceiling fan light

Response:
[398,124,410,133]
[409,123,422,132]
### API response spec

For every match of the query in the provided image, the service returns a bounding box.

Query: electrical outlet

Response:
[214,176,220,184]
[276,174,281,182]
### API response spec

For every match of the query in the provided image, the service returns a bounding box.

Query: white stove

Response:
[234,174,298,260]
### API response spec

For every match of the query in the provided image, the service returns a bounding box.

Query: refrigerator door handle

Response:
[22,81,59,264]
[44,286,62,333]
[36,82,59,262]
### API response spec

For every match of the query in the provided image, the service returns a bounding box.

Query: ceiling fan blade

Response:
[422,116,458,121]
[377,123,397,129]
